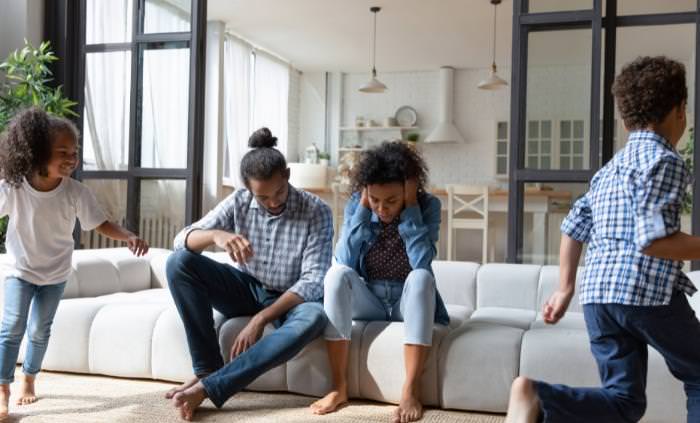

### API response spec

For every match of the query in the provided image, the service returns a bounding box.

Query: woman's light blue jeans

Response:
[0,278,66,384]
[323,264,437,346]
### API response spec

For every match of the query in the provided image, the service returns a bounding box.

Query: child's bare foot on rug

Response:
[505,377,540,423]
[17,374,37,405]
[310,387,348,415]
[165,376,200,399]
[393,386,423,423]
[173,382,207,421]
[0,384,9,419]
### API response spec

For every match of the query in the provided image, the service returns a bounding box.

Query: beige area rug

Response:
[0,369,506,423]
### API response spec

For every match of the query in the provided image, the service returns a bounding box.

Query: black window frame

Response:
[44,0,206,245]
[508,0,700,269]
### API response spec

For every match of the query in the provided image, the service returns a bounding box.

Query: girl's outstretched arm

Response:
[95,221,149,256]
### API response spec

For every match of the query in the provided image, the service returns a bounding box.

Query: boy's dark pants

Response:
[534,291,700,423]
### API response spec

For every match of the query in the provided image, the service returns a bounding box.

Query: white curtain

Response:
[252,52,290,156]
[223,35,252,188]
[83,0,131,221]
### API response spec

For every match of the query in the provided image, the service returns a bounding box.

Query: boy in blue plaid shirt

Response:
[506,56,700,423]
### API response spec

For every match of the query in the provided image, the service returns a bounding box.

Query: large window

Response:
[509,0,700,267]
[77,0,206,249]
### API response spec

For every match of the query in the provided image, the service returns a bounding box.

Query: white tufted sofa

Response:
[2,248,692,422]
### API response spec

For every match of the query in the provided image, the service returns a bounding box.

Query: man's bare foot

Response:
[505,377,541,423]
[310,389,348,415]
[17,374,37,405]
[393,387,423,423]
[173,382,207,421]
[165,376,200,399]
[0,384,8,419]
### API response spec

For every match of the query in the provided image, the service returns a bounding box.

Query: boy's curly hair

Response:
[0,107,79,187]
[612,56,687,130]
[351,141,429,194]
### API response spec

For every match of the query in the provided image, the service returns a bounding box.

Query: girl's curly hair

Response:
[0,107,79,187]
[351,141,429,194]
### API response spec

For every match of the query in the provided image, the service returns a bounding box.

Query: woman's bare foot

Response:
[173,382,207,421]
[0,384,9,419]
[393,387,423,423]
[505,377,541,423]
[165,376,200,399]
[309,388,348,415]
[17,374,37,405]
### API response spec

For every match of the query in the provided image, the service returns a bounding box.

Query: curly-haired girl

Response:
[311,141,448,422]
[0,107,149,418]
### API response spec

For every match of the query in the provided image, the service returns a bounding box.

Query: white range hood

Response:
[425,66,465,143]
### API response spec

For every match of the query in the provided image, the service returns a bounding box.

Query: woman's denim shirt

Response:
[334,191,450,326]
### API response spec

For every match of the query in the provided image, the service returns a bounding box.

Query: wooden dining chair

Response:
[445,184,490,263]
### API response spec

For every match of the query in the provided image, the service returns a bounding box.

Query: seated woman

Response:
[310,141,449,423]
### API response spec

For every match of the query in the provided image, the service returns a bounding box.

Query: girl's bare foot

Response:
[393,386,423,423]
[173,382,207,421]
[0,384,8,419]
[505,377,541,423]
[309,388,348,415]
[165,376,200,399]
[17,374,37,405]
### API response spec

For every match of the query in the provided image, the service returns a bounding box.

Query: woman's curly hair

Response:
[351,141,429,194]
[612,56,687,130]
[0,107,79,187]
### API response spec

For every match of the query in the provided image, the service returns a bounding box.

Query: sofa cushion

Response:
[433,260,478,309]
[358,322,449,406]
[476,264,540,310]
[469,307,536,330]
[151,307,194,382]
[445,304,472,329]
[439,322,524,412]
[520,328,598,387]
[89,303,170,378]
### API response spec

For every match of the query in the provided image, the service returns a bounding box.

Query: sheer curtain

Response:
[223,35,252,188]
[83,0,131,221]
[252,52,290,156]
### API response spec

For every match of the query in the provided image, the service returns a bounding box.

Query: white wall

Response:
[0,0,43,64]
[299,72,327,158]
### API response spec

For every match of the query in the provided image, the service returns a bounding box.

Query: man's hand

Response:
[229,316,265,360]
[213,231,254,264]
[127,235,149,257]
[542,288,574,324]
[404,178,418,207]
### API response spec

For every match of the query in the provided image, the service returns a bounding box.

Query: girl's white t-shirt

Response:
[0,177,106,285]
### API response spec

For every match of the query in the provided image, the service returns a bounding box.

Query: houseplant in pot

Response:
[0,40,77,252]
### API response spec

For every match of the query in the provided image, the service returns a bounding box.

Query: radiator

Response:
[80,217,181,250]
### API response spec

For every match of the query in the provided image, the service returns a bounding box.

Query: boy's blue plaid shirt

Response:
[562,130,697,305]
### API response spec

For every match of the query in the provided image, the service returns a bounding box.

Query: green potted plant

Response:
[318,152,330,166]
[0,40,77,252]
[679,127,694,218]
[405,132,419,143]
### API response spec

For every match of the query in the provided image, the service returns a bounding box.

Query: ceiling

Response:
[207,0,696,73]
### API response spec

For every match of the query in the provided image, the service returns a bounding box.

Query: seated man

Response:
[165,127,333,421]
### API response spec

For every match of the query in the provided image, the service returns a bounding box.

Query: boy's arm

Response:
[546,190,591,326]
[643,231,700,260]
[543,234,581,324]
[95,221,149,256]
